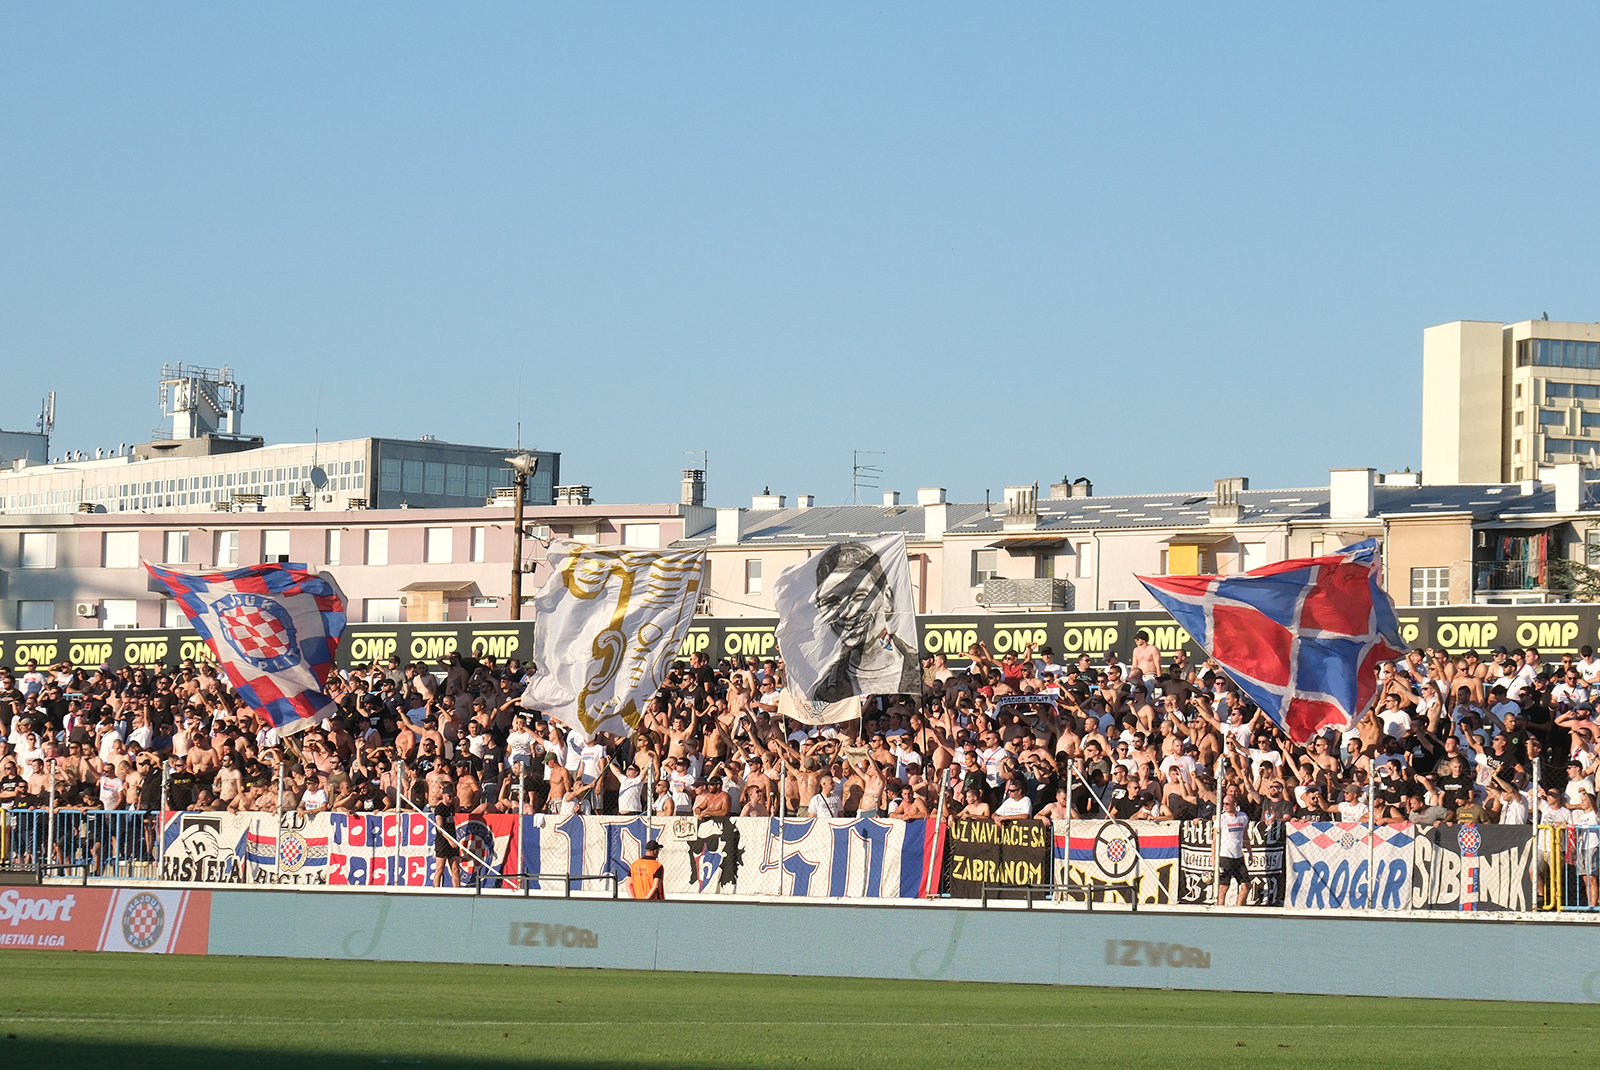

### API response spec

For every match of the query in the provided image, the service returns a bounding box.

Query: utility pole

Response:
[507,453,538,620]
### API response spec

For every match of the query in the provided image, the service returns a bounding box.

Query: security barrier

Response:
[1,810,159,881]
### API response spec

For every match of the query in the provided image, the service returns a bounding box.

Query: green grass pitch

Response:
[1,950,1596,1069]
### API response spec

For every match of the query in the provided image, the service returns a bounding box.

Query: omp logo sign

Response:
[0,890,77,926]
[1105,939,1210,969]
[509,922,598,948]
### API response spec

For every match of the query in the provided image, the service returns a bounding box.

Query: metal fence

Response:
[0,809,160,881]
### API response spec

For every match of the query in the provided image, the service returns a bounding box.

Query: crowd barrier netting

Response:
[6,809,1596,912]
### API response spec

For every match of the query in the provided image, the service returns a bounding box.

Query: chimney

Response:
[554,485,593,506]
[916,487,946,505]
[1553,462,1585,513]
[924,501,949,540]
[796,494,815,508]
[1209,477,1248,524]
[1329,468,1375,519]
[752,488,786,509]
[716,508,742,545]
[680,469,705,507]
[882,490,900,507]
[1002,483,1038,531]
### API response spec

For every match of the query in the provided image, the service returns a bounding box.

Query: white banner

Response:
[522,541,705,735]
[159,812,934,900]
[772,533,920,702]
[776,687,863,727]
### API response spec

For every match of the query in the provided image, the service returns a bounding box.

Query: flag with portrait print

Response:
[145,561,346,734]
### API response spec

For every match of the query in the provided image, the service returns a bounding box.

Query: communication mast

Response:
[156,364,245,441]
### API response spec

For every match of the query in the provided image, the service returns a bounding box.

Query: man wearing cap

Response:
[630,840,665,900]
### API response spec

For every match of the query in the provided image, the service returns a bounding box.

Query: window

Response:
[17,600,53,630]
[1547,382,1572,399]
[263,529,291,563]
[1540,409,1567,426]
[424,462,445,495]
[403,460,423,493]
[1108,600,1140,611]
[326,529,341,566]
[744,559,763,595]
[1525,338,1600,369]
[367,529,389,566]
[1240,542,1267,573]
[569,523,597,544]
[102,599,138,629]
[1162,545,1212,575]
[1410,567,1449,607]
[446,464,466,496]
[1582,412,1600,429]
[972,549,999,585]
[1074,541,1093,579]
[162,599,186,628]
[1514,410,1524,426]
[103,531,139,568]
[467,466,488,500]
[1514,466,1524,481]
[622,523,661,548]
[215,530,239,567]
[470,526,485,563]
[381,458,401,491]
[1514,440,1522,456]
[425,527,452,563]
[1310,538,1324,558]
[364,598,401,623]
[1588,530,1600,567]
[164,530,189,563]
[20,532,55,569]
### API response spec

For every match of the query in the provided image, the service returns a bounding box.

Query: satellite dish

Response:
[309,466,328,489]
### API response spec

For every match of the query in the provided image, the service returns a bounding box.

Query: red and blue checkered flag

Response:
[1137,539,1405,743]
[145,561,347,734]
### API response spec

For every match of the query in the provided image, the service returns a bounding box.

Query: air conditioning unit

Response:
[398,595,410,607]
[75,601,99,618]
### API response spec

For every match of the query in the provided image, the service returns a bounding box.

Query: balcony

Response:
[981,577,1073,610]
[1474,560,1545,592]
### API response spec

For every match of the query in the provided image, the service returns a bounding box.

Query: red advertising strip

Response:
[0,887,210,953]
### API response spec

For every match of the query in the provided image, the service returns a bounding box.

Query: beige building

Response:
[1423,318,1600,485]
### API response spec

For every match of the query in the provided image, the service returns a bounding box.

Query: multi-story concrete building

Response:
[0,499,712,630]
[1423,317,1600,484]
[8,465,1600,633]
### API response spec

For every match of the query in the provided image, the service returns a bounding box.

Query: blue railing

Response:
[0,809,161,881]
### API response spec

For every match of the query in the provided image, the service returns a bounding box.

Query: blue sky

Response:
[3,4,1597,505]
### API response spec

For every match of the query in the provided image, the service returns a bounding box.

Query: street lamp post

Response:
[506,453,537,620]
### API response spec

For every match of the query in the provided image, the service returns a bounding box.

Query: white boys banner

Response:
[522,541,706,735]
[159,811,936,899]
[1285,821,1416,911]
[772,533,920,704]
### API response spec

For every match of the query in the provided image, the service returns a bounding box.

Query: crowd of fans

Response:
[2,631,1598,846]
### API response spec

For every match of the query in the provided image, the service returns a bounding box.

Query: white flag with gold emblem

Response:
[521,540,705,735]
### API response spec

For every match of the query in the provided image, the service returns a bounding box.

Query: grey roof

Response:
[672,481,1593,548]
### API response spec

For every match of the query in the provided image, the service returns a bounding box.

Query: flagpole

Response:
[1366,776,1376,911]
[1211,758,1223,905]
[1064,761,1074,903]
[46,759,56,871]
[1532,758,1541,828]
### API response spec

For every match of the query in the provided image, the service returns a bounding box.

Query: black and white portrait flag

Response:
[772,533,921,703]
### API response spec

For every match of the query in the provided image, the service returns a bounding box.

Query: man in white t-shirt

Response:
[994,779,1035,822]
[1579,646,1600,685]
[807,775,840,819]
[1213,789,1251,906]
[1565,760,1596,808]
[1336,785,1370,823]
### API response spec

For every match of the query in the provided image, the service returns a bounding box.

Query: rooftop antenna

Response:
[852,450,883,505]
[38,391,55,457]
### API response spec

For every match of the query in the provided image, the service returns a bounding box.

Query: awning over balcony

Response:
[1476,518,1563,530]
[1160,533,1231,546]
[398,580,481,597]
[987,536,1068,550]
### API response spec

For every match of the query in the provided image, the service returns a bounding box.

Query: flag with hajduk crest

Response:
[520,540,706,735]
